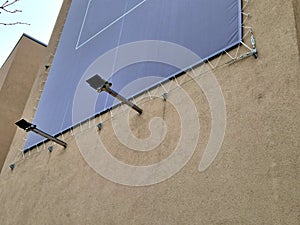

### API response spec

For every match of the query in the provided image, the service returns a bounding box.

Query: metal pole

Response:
[31,127,67,148]
[15,119,68,149]
[86,74,143,114]
[105,88,143,114]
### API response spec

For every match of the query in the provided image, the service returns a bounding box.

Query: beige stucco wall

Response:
[293,0,300,54]
[0,35,46,172]
[0,0,299,224]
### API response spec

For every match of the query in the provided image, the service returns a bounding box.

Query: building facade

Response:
[0,0,299,224]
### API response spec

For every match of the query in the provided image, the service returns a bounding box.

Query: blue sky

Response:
[0,0,63,67]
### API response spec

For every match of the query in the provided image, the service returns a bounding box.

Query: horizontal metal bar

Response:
[106,88,143,114]
[31,128,67,148]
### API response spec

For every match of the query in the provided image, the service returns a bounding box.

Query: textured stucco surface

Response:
[0,35,46,172]
[0,0,299,224]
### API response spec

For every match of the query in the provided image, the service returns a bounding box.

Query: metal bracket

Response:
[15,119,67,148]
[86,75,143,114]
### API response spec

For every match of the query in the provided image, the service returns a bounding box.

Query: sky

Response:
[0,0,63,67]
